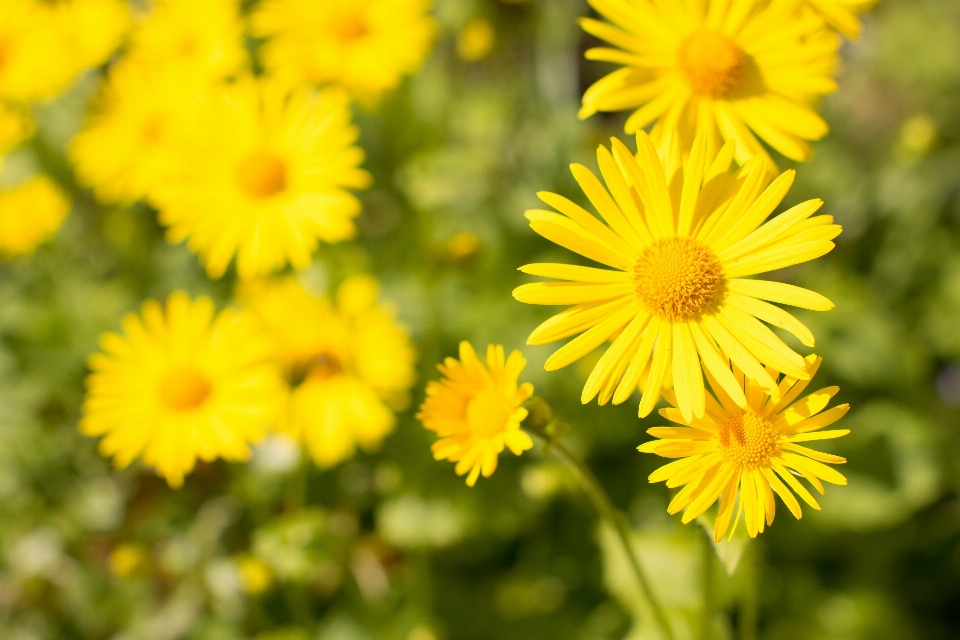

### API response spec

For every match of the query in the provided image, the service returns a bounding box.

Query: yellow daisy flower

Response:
[127,0,246,81]
[80,292,286,488]
[70,61,210,204]
[638,355,849,541]
[0,175,70,259]
[153,79,371,279]
[0,0,127,103]
[0,102,34,156]
[579,0,839,164]
[805,0,878,40]
[418,342,535,487]
[250,0,437,102]
[514,132,840,422]
[240,276,417,469]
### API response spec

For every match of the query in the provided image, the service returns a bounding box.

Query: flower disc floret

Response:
[718,411,780,471]
[634,237,724,319]
[678,30,745,98]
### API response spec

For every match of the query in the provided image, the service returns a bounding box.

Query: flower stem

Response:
[700,527,715,640]
[739,542,759,640]
[547,438,676,640]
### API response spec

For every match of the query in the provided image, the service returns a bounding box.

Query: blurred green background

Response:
[1,0,959,638]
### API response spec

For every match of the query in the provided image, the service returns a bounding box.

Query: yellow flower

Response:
[236,555,273,595]
[108,543,147,578]
[579,0,839,164]
[240,276,417,469]
[638,355,849,541]
[127,0,246,81]
[0,102,34,155]
[805,0,878,40]
[80,292,286,488]
[70,61,211,204]
[0,175,70,258]
[457,18,495,62]
[418,342,534,486]
[250,0,437,102]
[0,0,127,103]
[153,79,371,279]
[514,132,840,422]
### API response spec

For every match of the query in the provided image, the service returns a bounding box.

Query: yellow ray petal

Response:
[527,297,635,346]
[614,315,660,405]
[727,279,833,311]
[702,314,779,396]
[690,322,747,408]
[725,294,815,347]
[545,304,637,371]
[513,281,634,306]
[638,320,672,417]
[671,322,705,420]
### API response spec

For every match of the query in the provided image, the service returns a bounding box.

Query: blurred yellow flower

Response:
[0,0,128,103]
[251,0,437,102]
[514,132,839,422]
[418,342,534,486]
[639,355,849,541]
[108,543,147,578]
[457,18,495,62]
[0,175,70,258]
[127,0,245,80]
[0,103,34,156]
[236,555,273,595]
[241,276,416,469]
[153,79,371,279]
[579,0,839,164]
[806,0,878,40]
[80,292,286,488]
[71,62,210,204]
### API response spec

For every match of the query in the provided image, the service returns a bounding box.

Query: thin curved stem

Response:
[547,438,676,640]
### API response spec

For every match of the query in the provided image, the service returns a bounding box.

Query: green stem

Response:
[547,438,676,640]
[700,528,715,640]
[739,542,758,640]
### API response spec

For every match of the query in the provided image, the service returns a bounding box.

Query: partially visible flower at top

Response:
[418,342,534,486]
[70,61,212,204]
[514,132,840,422]
[80,292,286,488]
[0,175,70,259]
[152,78,371,279]
[251,0,437,103]
[126,0,246,81]
[0,0,128,103]
[638,355,849,541]
[240,275,417,469]
[805,0,879,41]
[579,0,839,165]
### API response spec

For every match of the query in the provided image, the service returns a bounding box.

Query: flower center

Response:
[159,368,212,412]
[633,237,724,319]
[717,411,780,471]
[237,151,287,199]
[331,13,368,43]
[308,352,344,380]
[678,30,745,98]
[465,388,511,436]
[141,116,166,144]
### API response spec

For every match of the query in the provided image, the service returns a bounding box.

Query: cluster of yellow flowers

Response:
[418,0,876,542]
[0,0,434,486]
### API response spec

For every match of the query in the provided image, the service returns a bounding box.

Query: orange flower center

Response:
[308,352,344,380]
[717,411,780,471]
[466,388,511,436]
[678,30,745,98]
[159,368,212,412]
[633,237,724,319]
[331,13,368,43]
[237,151,287,199]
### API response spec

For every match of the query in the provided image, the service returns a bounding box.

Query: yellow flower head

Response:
[0,175,70,259]
[514,132,840,423]
[241,276,417,469]
[805,0,878,40]
[71,61,211,204]
[80,292,286,488]
[418,342,535,486]
[639,355,849,541]
[0,102,34,156]
[251,0,437,102]
[0,0,128,103]
[580,0,839,164]
[236,555,273,595]
[127,0,246,80]
[153,78,371,279]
